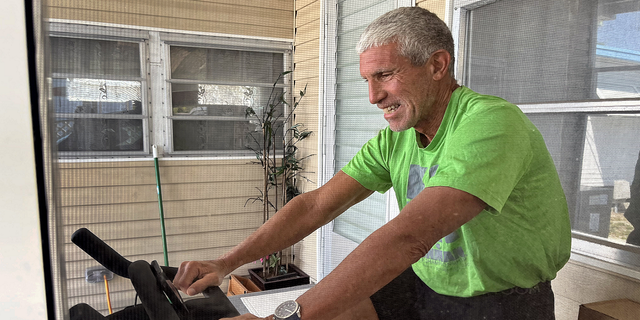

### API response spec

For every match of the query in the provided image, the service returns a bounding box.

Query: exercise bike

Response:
[69,228,241,320]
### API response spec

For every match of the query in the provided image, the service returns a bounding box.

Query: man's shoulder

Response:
[454,86,515,110]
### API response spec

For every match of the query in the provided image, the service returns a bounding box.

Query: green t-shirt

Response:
[341,86,571,297]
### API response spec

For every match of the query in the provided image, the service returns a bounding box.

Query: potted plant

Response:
[244,71,313,290]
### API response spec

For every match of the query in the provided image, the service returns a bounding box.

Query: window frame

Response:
[159,33,293,157]
[48,21,294,159]
[49,22,151,158]
[452,0,640,277]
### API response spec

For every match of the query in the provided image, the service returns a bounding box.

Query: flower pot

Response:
[248,263,310,291]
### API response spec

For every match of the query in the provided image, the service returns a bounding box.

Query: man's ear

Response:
[429,49,451,81]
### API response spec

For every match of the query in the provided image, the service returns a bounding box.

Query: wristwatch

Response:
[274,300,301,320]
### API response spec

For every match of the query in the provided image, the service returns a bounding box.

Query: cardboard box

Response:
[578,299,640,320]
[227,274,262,296]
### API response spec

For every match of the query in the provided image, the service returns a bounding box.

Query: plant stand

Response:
[227,274,262,296]
[248,264,310,291]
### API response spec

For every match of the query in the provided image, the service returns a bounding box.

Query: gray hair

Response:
[356,7,455,76]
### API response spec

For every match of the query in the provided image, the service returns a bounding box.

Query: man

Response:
[173,7,571,320]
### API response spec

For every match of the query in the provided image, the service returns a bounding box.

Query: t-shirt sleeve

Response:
[341,129,394,193]
[427,103,533,213]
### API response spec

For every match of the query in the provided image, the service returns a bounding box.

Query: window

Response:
[167,46,286,154]
[457,0,640,270]
[49,23,292,158]
[51,35,147,156]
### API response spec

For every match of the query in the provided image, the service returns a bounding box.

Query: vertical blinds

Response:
[332,0,396,243]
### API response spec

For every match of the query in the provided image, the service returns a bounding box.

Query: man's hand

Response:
[173,259,230,296]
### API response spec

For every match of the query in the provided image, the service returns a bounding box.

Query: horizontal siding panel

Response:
[60,180,263,206]
[48,8,292,39]
[195,0,293,11]
[63,212,262,244]
[59,159,255,169]
[295,1,321,27]
[59,163,263,187]
[295,57,321,80]
[295,0,317,10]
[293,59,320,81]
[65,228,255,260]
[50,0,292,11]
[295,39,320,62]
[295,17,320,45]
[62,196,258,224]
[49,0,292,29]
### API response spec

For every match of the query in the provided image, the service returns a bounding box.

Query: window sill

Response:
[570,234,640,280]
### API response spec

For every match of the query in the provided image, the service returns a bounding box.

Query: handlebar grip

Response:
[71,228,132,278]
[162,266,178,280]
[129,261,180,320]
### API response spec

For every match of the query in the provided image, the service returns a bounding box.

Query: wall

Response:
[292,0,321,281]
[60,159,267,311]
[417,0,447,18]
[553,259,640,320]
[43,0,300,315]
[47,0,294,39]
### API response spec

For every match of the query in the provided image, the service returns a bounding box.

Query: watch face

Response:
[274,300,298,318]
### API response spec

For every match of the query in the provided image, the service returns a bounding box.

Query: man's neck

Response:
[416,81,459,146]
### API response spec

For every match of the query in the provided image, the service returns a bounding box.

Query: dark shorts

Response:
[370,268,555,320]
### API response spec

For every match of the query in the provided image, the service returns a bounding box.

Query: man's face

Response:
[359,42,436,132]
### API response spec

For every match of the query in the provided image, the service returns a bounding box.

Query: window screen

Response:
[51,37,145,153]
[465,0,640,103]
[465,0,640,250]
[168,46,286,154]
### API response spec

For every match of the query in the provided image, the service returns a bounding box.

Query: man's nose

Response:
[368,81,386,104]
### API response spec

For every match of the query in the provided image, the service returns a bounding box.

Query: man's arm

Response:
[295,185,486,320]
[173,171,374,295]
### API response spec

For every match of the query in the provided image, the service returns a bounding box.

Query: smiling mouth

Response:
[383,104,400,114]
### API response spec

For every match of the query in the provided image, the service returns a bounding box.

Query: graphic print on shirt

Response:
[407,164,466,264]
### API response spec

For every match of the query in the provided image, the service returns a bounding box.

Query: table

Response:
[227,284,314,316]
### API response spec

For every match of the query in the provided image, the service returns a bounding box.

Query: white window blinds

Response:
[331,0,397,243]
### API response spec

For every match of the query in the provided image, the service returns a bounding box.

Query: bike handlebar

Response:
[70,227,240,320]
[72,228,132,278]
[71,228,178,279]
